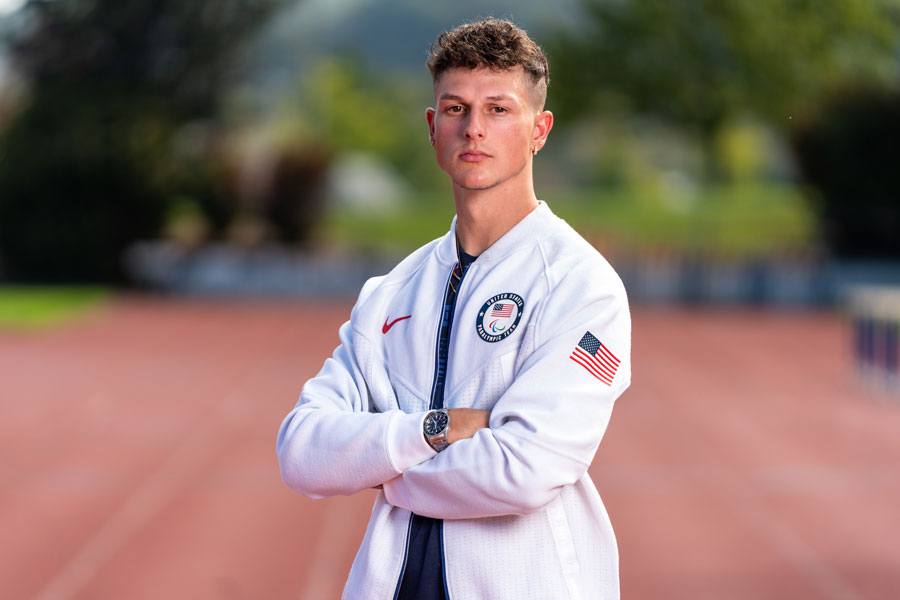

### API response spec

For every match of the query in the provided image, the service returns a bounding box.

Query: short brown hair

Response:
[426,18,550,109]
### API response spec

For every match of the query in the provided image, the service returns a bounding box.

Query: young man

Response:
[278,18,631,600]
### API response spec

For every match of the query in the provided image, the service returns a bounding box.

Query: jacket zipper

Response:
[393,262,467,600]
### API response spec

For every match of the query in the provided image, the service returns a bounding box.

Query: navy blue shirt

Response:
[395,248,477,600]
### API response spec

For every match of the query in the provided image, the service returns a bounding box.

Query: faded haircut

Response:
[426,18,550,110]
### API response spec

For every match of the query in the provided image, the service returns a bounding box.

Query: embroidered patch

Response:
[569,331,620,385]
[476,293,524,343]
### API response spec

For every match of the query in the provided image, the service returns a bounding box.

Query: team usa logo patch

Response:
[570,331,620,385]
[476,293,524,343]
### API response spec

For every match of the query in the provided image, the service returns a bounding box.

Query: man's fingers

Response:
[447,408,491,443]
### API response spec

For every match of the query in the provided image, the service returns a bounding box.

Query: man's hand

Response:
[372,409,490,489]
[447,408,491,444]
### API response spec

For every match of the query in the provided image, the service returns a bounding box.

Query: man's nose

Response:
[464,112,485,140]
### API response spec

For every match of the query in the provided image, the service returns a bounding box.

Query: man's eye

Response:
[447,105,464,114]
[492,106,508,114]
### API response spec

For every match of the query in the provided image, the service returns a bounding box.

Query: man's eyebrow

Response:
[437,93,518,103]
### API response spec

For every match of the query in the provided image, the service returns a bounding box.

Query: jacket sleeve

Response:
[277,288,436,499]
[382,278,631,519]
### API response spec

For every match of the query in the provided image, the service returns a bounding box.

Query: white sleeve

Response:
[382,281,631,519]
[277,313,436,500]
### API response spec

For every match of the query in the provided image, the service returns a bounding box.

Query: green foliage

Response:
[321,192,456,256]
[281,57,443,191]
[713,121,770,182]
[0,90,165,282]
[547,0,899,258]
[0,0,284,282]
[304,60,413,158]
[556,184,814,259]
[551,0,900,135]
[791,87,900,258]
[323,183,814,260]
[10,0,283,119]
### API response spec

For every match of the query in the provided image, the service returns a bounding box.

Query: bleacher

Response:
[848,285,900,394]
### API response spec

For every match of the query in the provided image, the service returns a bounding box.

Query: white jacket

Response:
[277,202,631,599]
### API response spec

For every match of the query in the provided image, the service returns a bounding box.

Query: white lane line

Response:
[32,394,237,600]
[727,487,863,600]
[643,372,863,600]
[298,495,364,600]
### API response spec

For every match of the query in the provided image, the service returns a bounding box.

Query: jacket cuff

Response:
[385,410,436,474]
[382,474,413,512]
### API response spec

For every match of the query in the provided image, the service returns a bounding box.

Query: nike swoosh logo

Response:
[382,315,412,334]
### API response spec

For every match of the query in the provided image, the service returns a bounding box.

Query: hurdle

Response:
[847,285,900,395]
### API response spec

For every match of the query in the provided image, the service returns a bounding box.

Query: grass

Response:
[0,286,110,329]
[320,193,456,257]
[321,182,816,260]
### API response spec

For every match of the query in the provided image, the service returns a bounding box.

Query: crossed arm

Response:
[276,322,504,504]
[370,408,490,489]
[278,288,629,519]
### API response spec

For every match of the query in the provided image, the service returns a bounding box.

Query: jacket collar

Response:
[437,201,553,267]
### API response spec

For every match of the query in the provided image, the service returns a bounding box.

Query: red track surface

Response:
[2,298,899,599]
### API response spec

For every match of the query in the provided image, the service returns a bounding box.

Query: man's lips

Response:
[459,149,491,162]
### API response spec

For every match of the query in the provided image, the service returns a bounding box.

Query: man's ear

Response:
[532,110,553,154]
[426,107,436,146]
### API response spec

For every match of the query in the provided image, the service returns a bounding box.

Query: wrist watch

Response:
[423,409,451,452]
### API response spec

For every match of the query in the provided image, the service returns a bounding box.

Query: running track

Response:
[2,298,899,599]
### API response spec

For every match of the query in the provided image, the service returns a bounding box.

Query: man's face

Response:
[426,66,548,192]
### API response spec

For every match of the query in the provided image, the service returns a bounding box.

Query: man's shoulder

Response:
[537,207,624,295]
[353,233,449,311]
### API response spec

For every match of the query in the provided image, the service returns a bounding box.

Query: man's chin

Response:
[453,177,498,192]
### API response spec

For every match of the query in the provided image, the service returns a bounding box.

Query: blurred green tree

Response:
[280,57,443,192]
[0,0,283,282]
[551,0,900,174]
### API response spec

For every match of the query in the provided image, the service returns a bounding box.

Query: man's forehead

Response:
[433,66,530,101]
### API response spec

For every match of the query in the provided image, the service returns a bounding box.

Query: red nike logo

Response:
[382,315,412,334]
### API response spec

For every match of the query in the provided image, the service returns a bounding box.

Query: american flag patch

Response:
[491,303,514,318]
[570,331,620,385]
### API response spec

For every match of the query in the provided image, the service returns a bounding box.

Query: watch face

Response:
[424,411,448,436]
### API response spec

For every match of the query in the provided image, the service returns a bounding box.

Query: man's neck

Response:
[452,183,539,257]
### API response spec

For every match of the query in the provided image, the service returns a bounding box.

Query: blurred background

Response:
[0,0,898,299]
[2,0,900,598]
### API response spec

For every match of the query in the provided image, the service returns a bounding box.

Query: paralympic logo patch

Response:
[476,293,524,343]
